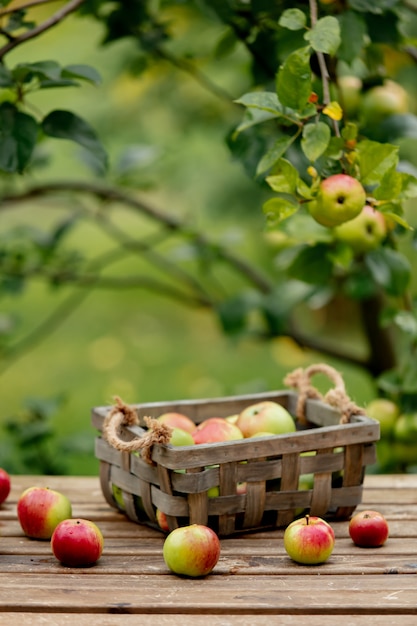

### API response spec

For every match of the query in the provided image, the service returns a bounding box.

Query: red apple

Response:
[334,205,387,253]
[236,401,295,438]
[17,486,72,540]
[156,508,170,532]
[157,412,196,434]
[51,518,104,567]
[0,468,11,505]
[308,174,366,227]
[163,524,221,577]
[349,510,389,547]
[284,515,335,564]
[192,417,243,444]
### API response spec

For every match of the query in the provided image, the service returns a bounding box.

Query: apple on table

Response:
[17,486,72,540]
[0,468,11,505]
[284,515,335,565]
[51,518,104,567]
[349,510,389,548]
[163,524,221,577]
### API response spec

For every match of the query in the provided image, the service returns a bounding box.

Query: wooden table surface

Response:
[1,474,417,625]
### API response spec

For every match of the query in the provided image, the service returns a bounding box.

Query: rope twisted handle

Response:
[284,363,365,425]
[102,396,172,465]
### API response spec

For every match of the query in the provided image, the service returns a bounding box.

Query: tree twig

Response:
[0,0,62,18]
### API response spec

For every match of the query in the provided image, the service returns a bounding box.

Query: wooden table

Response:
[1,474,417,624]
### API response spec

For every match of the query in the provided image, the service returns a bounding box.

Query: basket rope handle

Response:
[102,396,172,465]
[284,363,365,425]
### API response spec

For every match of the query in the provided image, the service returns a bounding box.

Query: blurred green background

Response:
[0,6,389,474]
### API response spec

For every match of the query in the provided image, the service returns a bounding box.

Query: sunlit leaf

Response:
[279,8,307,31]
[266,158,300,194]
[263,197,299,225]
[305,16,341,55]
[356,139,399,186]
[301,122,331,162]
[323,101,343,121]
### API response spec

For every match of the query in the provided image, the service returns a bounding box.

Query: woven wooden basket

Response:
[92,365,379,536]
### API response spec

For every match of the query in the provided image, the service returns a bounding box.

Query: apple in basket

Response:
[192,417,244,444]
[284,515,335,565]
[157,412,196,435]
[163,524,221,577]
[0,468,11,505]
[236,401,296,438]
[17,486,72,540]
[51,518,104,567]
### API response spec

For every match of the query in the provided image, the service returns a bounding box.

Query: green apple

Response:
[338,75,362,118]
[308,174,366,227]
[361,80,409,126]
[169,427,195,446]
[393,412,417,443]
[334,205,387,253]
[236,401,295,438]
[366,398,400,438]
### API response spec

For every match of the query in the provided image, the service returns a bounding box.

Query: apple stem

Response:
[305,514,310,525]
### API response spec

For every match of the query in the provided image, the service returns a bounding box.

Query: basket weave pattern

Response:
[92,387,379,536]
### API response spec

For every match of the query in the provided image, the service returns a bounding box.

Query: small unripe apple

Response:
[163,524,221,577]
[349,510,389,547]
[0,468,11,505]
[17,486,72,540]
[338,75,362,118]
[192,417,243,444]
[284,515,335,565]
[334,205,387,253]
[361,80,409,126]
[366,398,399,438]
[393,412,417,443]
[308,174,366,227]
[236,401,295,438]
[51,518,104,566]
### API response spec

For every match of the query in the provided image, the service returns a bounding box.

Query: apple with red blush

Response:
[17,486,72,540]
[157,412,196,434]
[192,417,243,444]
[163,524,221,577]
[284,515,335,565]
[236,401,295,438]
[0,468,11,505]
[51,518,104,567]
[349,510,389,547]
[308,173,366,227]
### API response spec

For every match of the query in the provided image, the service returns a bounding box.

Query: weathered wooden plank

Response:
[0,574,416,614]
[0,614,415,626]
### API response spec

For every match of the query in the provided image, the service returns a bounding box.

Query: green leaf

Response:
[373,166,402,201]
[301,122,331,162]
[279,9,307,31]
[41,110,108,174]
[305,16,341,55]
[276,46,312,110]
[287,244,334,286]
[265,158,300,194]
[0,102,38,173]
[256,135,298,175]
[234,108,280,136]
[263,197,299,225]
[0,65,14,87]
[13,61,62,83]
[235,91,282,115]
[356,139,399,186]
[62,64,102,85]
[348,0,400,14]
[337,11,367,63]
[365,248,411,296]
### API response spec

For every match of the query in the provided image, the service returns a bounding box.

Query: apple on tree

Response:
[366,398,400,439]
[0,468,11,505]
[349,510,389,548]
[334,205,387,254]
[236,400,295,438]
[51,518,104,567]
[284,515,335,565]
[163,524,221,577]
[17,486,72,540]
[360,80,409,126]
[308,174,366,228]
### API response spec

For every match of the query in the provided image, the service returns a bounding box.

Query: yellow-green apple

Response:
[338,75,362,118]
[51,518,104,566]
[284,515,335,565]
[393,412,417,443]
[169,427,195,446]
[365,398,399,438]
[224,414,239,425]
[0,468,11,505]
[157,412,196,434]
[334,205,387,253]
[236,401,295,438]
[361,80,409,126]
[192,417,243,444]
[111,484,125,511]
[308,174,366,227]
[17,486,72,540]
[349,510,389,547]
[163,524,221,577]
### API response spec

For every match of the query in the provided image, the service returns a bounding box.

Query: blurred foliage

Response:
[0,0,417,473]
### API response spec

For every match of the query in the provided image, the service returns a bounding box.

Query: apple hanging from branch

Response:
[308,174,366,228]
